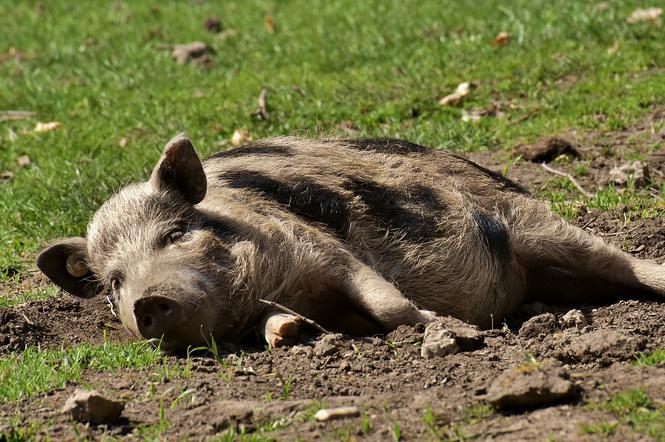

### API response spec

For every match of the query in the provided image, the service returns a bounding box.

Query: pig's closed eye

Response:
[164,228,191,245]
[110,275,123,293]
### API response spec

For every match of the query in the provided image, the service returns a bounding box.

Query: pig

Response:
[37,135,665,351]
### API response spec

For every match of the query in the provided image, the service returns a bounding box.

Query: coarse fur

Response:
[37,136,665,351]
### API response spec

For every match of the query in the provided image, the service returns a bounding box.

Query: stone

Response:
[519,313,557,339]
[486,359,575,409]
[421,322,459,359]
[62,389,124,424]
[560,309,587,329]
[436,316,483,350]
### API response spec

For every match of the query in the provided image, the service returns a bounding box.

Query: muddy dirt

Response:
[0,114,663,440]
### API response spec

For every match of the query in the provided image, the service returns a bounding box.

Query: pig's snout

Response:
[133,295,184,340]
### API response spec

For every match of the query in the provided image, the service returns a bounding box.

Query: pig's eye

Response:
[165,229,185,244]
[110,276,122,292]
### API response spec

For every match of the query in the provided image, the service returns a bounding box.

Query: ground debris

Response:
[609,161,650,187]
[626,7,662,24]
[314,406,360,422]
[560,309,587,329]
[492,31,511,47]
[564,329,646,364]
[519,313,557,339]
[486,359,575,409]
[514,137,580,162]
[314,333,344,357]
[203,17,223,33]
[62,389,124,424]
[230,129,252,147]
[421,317,484,358]
[438,81,475,106]
[171,42,213,65]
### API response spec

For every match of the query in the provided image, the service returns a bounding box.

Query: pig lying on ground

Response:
[37,135,665,351]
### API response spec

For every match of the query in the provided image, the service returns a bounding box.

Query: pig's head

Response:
[37,135,250,352]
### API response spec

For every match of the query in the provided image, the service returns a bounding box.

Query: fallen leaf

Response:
[336,121,360,136]
[251,88,269,120]
[203,17,222,33]
[231,129,252,147]
[0,171,13,182]
[264,15,276,34]
[607,40,620,55]
[17,155,30,168]
[0,110,36,122]
[171,42,212,65]
[626,7,662,24]
[492,31,511,47]
[438,81,474,106]
[32,121,61,133]
[118,137,128,148]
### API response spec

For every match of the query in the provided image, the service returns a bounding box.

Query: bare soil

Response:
[0,116,663,441]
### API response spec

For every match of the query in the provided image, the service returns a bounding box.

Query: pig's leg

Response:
[512,200,665,298]
[341,263,437,330]
[260,311,301,348]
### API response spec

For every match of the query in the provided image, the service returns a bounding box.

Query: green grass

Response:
[632,349,665,367]
[1,0,664,280]
[0,339,167,402]
[589,389,665,441]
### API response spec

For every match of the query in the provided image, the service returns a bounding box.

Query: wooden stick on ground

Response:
[541,162,595,198]
[259,298,329,334]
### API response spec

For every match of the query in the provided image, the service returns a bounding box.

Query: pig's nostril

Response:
[158,303,171,313]
[142,315,154,328]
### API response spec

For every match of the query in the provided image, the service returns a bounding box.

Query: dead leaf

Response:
[438,82,474,106]
[626,7,662,24]
[492,31,511,47]
[0,171,13,182]
[251,89,269,120]
[231,129,252,147]
[17,155,30,168]
[264,15,276,34]
[607,41,620,55]
[171,42,213,65]
[461,107,504,122]
[204,17,222,33]
[0,111,36,122]
[31,121,61,133]
[118,137,128,148]
[336,121,360,136]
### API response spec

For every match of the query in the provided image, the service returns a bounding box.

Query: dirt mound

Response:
[0,295,130,353]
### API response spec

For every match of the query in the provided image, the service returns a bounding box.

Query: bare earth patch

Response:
[0,117,663,440]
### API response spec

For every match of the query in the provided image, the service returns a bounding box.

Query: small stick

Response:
[252,88,269,120]
[20,312,35,326]
[541,163,595,198]
[259,298,329,334]
[600,226,640,237]
[580,216,597,230]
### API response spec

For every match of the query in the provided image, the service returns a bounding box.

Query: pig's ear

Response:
[36,237,101,298]
[150,135,207,204]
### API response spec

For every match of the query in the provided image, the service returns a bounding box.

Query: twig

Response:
[0,111,36,122]
[541,162,595,198]
[259,298,329,334]
[600,226,640,237]
[20,312,35,326]
[580,215,597,230]
[251,88,269,120]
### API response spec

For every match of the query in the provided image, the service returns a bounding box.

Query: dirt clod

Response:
[519,313,557,339]
[436,316,483,350]
[62,389,124,424]
[313,333,343,357]
[486,359,575,409]
[565,329,646,364]
[515,137,580,162]
[421,322,459,358]
[203,17,222,33]
[560,309,587,329]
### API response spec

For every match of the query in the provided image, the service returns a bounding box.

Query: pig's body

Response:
[38,136,665,351]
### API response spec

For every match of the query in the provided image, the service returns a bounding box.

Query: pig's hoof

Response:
[262,313,302,348]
